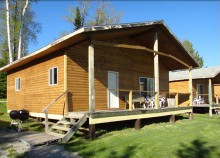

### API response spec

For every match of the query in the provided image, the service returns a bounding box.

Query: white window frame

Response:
[49,67,58,86]
[139,77,155,97]
[15,77,21,91]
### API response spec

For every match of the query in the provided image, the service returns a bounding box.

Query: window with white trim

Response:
[139,77,154,97]
[15,78,21,91]
[49,67,58,85]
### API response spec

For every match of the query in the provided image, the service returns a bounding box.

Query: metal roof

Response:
[169,66,220,81]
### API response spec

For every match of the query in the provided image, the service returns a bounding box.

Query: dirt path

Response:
[0,127,80,158]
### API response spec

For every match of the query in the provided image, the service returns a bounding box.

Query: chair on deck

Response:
[193,96,204,105]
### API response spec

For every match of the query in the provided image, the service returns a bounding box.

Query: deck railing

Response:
[107,89,191,110]
[190,93,220,105]
[42,90,68,133]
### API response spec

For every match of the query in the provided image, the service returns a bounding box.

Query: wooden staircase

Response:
[48,113,87,143]
[20,113,87,146]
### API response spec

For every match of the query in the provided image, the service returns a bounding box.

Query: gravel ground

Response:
[0,127,80,158]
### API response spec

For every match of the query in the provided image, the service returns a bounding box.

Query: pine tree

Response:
[74,6,82,30]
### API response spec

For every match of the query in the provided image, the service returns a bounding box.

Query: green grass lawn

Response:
[65,114,220,158]
[0,102,44,132]
[1,102,220,158]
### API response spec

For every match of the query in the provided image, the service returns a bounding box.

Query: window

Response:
[15,78,21,91]
[197,84,204,96]
[139,77,154,97]
[49,67,58,85]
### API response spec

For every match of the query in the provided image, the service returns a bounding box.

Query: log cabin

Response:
[0,20,199,142]
[169,66,220,116]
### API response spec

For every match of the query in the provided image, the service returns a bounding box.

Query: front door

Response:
[108,71,119,108]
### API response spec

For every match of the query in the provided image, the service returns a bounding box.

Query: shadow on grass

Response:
[176,139,218,158]
[65,138,137,158]
[106,145,137,158]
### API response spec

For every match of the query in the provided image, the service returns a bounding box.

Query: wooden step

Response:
[51,125,70,132]
[57,120,77,125]
[48,132,65,138]
[65,113,86,119]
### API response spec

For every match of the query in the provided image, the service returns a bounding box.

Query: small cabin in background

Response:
[0,20,199,141]
[169,66,220,115]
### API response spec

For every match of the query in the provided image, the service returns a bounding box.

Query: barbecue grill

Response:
[9,109,29,132]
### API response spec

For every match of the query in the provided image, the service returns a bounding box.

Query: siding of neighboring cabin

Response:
[7,51,64,115]
[169,79,210,105]
[214,85,220,95]
[66,40,169,112]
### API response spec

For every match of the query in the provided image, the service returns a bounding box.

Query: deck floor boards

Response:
[20,133,61,146]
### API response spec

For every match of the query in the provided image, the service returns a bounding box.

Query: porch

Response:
[68,106,193,140]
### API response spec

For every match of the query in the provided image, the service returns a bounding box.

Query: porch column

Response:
[208,78,213,117]
[154,31,159,109]
[89,43,96,140]
[88,44,95,113]
[189,68,193,106]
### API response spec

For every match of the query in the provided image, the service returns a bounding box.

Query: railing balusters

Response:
[42,90,68,133]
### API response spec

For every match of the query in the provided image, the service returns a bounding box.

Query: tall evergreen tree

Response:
[65,0,122,29]
[74,6,83,30]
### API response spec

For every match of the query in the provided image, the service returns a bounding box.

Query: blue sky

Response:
[30,1,220,67]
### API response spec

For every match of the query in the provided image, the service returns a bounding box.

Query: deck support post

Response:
[89,124,96,140]
[175,93,179,107]
[189,68,193,106]
[135,119,141,130]
[88,44,95,114]
[129,91,133,110]
[169,115,175,123]
[208,78,213,117]
[189,112,193,120]
[154,31,159,109]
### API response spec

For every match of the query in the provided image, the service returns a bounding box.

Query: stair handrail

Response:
[42,90,68,133]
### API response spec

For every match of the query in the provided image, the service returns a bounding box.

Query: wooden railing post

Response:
[216,96,219,104]
[175,93,179,107]
[129,90,133,110]
[45,109,48,133]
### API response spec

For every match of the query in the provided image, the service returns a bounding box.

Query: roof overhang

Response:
[0,20,199,72]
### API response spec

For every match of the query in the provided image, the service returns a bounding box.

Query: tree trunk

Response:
[18,0,29,60]
[5,0,13,63]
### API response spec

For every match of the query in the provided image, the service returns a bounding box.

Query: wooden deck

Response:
[192,104,210,108]
[87,106,193,124]
[19,133,62,146]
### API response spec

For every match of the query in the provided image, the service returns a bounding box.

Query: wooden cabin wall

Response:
[193,79,209,103]
[169,79,210,106]
[214,85,220,95]
[169,80,190,106]
[7,51,64,115]
[66,39,169,112]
